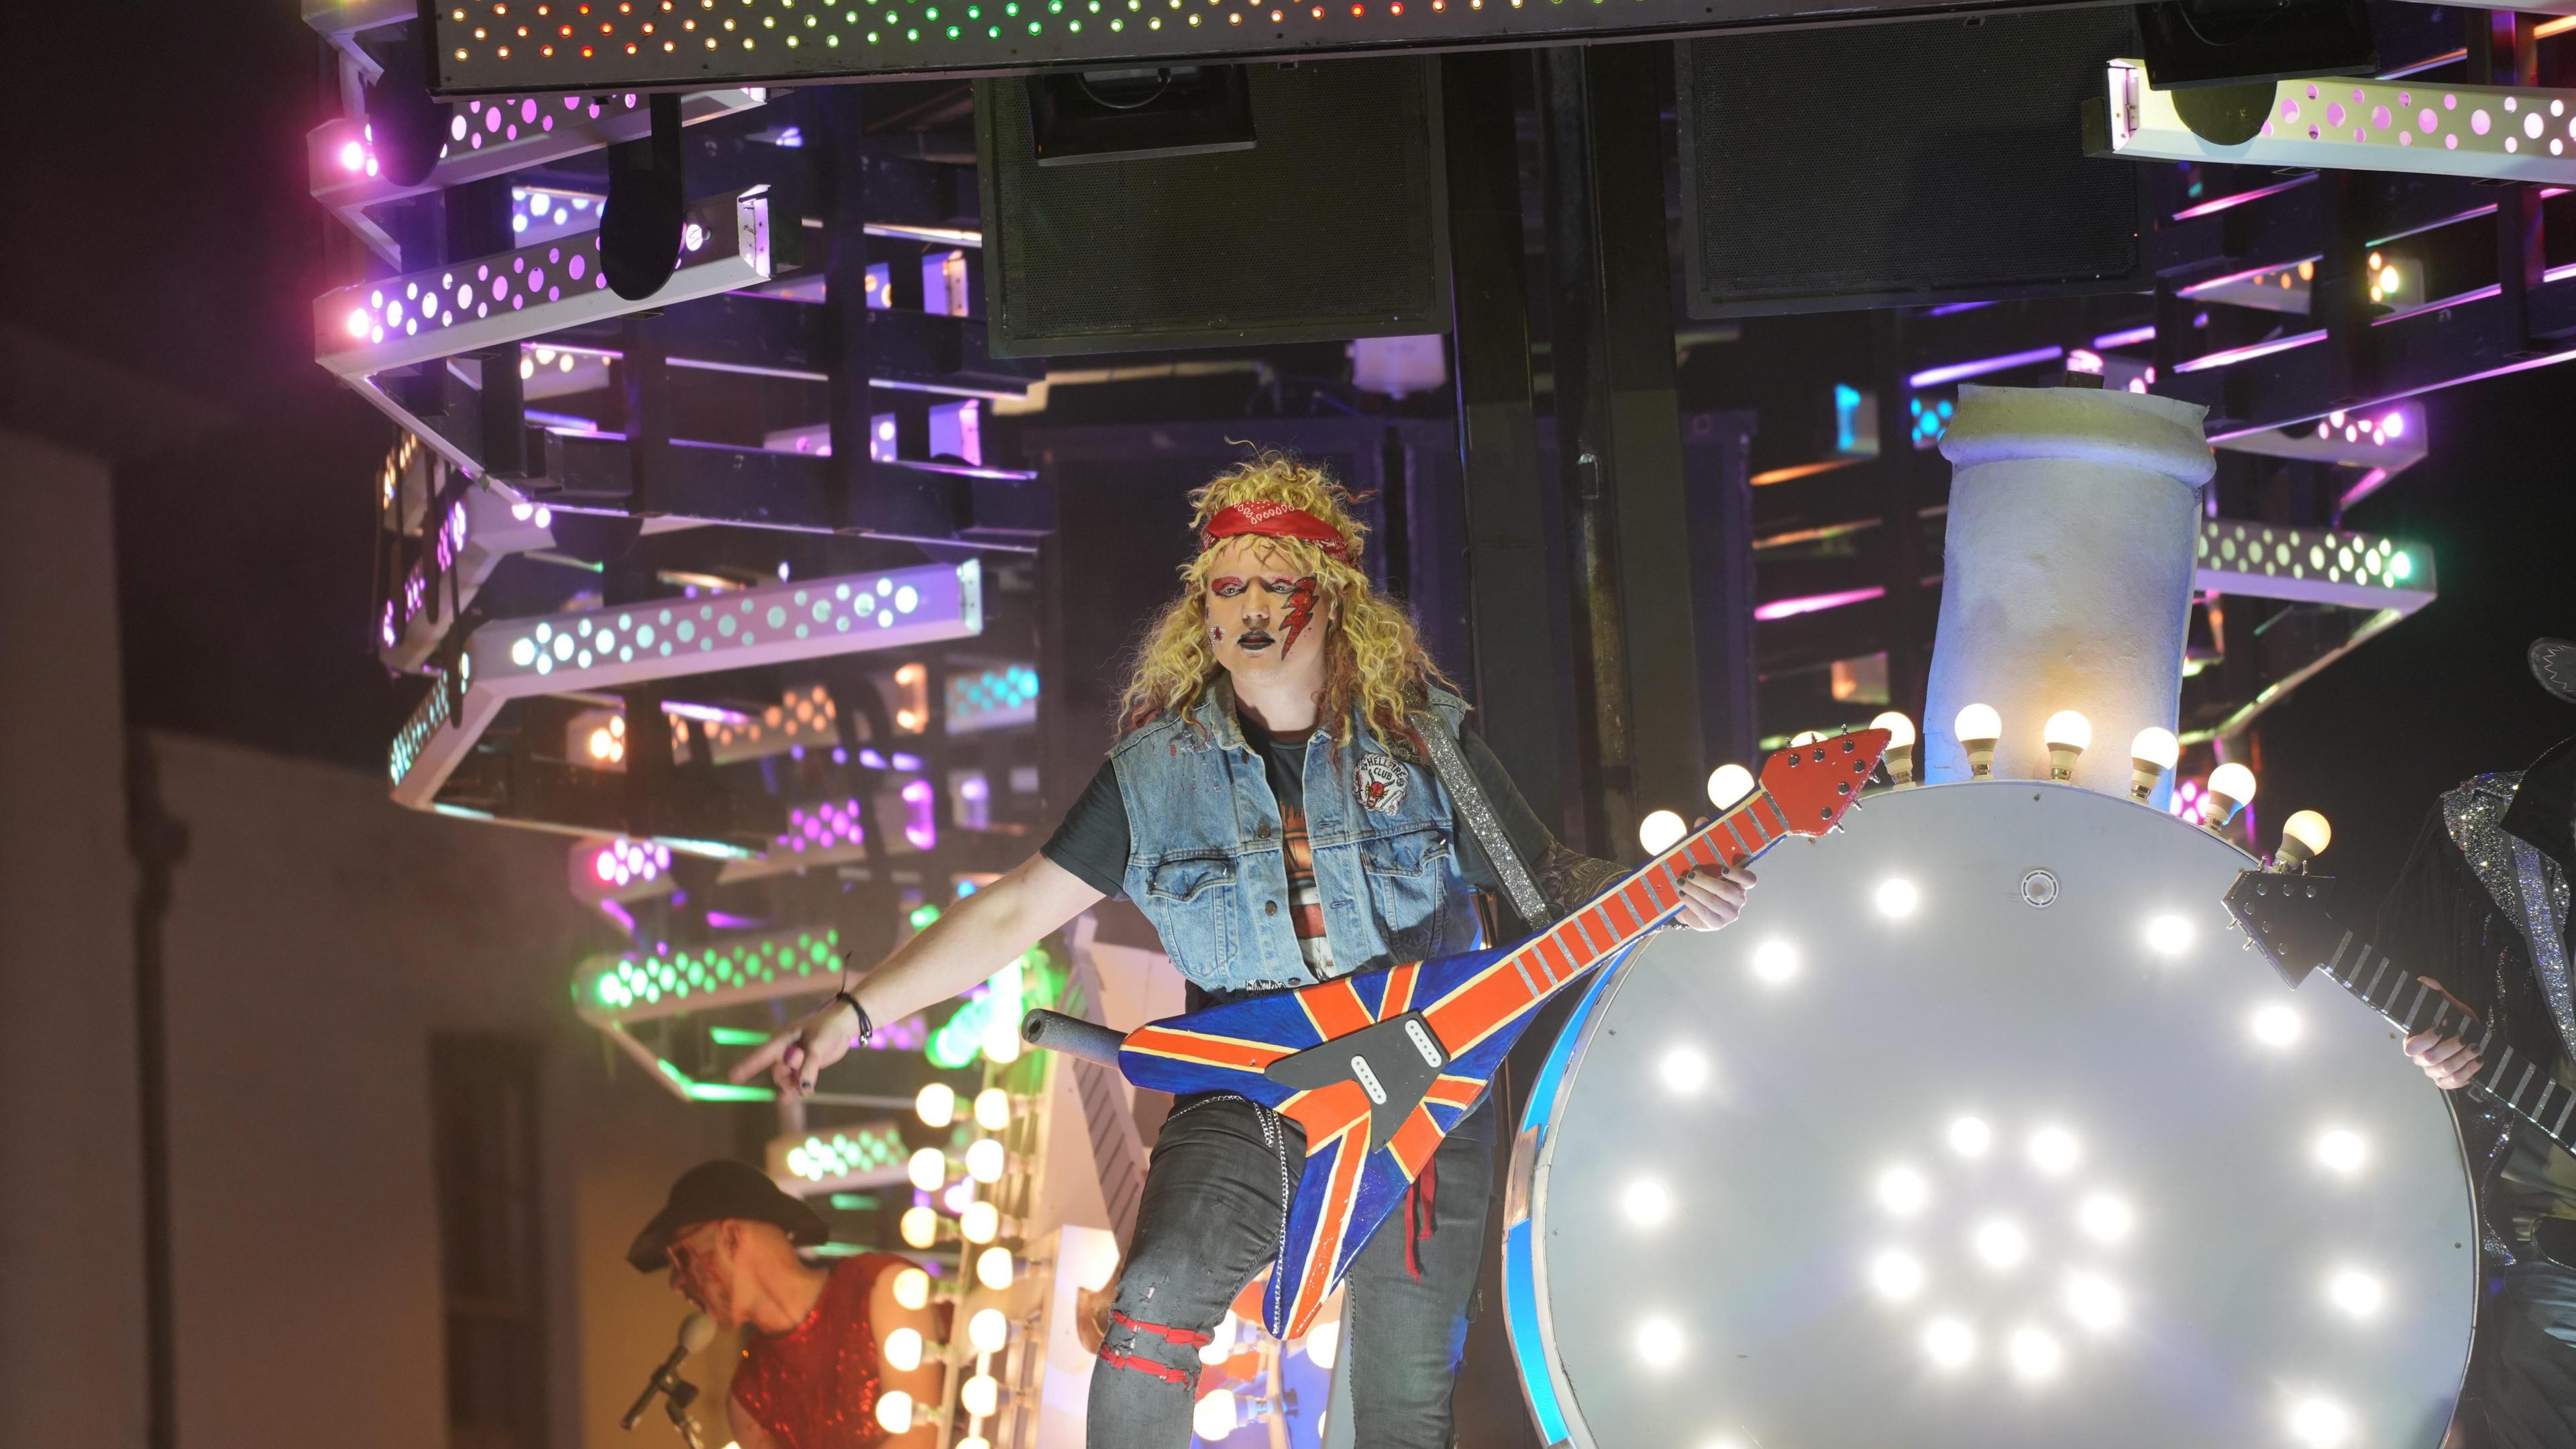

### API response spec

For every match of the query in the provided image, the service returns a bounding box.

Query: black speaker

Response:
[975,58,1450,357]
[1676,11,2149,317]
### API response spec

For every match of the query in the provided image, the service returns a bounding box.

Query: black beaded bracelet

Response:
[833,990,875,1042]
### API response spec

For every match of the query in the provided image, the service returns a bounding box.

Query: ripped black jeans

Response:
[1087,1092,1495,1448]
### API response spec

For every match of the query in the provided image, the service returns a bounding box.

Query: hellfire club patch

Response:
[1355,755,1408,814]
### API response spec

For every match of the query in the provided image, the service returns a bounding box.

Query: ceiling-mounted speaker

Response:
[976,58,1449,356]
[1678,11,2153,317]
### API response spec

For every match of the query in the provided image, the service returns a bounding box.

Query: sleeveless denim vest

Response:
[1108,679,1481,995]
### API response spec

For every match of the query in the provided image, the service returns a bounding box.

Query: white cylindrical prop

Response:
[1921,386,2214,797]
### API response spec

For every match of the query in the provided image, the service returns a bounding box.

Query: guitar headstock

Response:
[2219,871,2347,990]
[1759,729,1891,838]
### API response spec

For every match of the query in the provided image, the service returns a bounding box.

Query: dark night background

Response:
[7,0,2573,902]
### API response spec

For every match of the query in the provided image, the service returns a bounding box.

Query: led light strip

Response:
[390,559,983,808]
[314,189,773,378]
[382,483,555,672]
[774,1123,912,1189]
[309,89,765,262]
[2195,519,2432,612]
[2106,58,2576,183]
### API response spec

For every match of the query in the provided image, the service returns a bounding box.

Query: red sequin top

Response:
[730,1253,903,1449]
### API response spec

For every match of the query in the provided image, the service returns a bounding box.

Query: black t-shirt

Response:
[1040,714,1554,910]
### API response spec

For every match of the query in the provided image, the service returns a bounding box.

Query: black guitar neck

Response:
[2227,871,2576,1158]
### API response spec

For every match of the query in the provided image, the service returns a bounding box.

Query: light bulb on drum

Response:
[1872,712,1917,788]
[2043,711,2091,782]
[2128,727,2179,801]
[2276,810,2332,871]
[1955,704,2002,778]
[2203,763,2258,832]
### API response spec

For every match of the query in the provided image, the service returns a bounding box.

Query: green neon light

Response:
[927,958,1025,1069]
[829,1193,881,1210]
[684,1081,775,1103]
[908,903,943,930]
[708,1025,773,1046]
[582,926,843,1012]
[809,1242,871,1257]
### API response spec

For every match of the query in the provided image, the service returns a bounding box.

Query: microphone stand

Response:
[662,1377,706,1449]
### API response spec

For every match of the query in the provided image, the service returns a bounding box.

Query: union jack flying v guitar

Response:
[1024,728,1889,1337]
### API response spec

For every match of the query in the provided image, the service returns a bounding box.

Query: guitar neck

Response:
[2314,926,2576,1157]
[1485,791,1797,1016]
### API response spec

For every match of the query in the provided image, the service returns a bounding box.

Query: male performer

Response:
[629,1160,938,1449]
[2383,639,2576,1449]
[737,454,1753,1447]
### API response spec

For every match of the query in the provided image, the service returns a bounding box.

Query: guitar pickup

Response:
[1266,1009,1449,1153]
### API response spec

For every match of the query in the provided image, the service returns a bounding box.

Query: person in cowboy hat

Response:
[734,452,1756,1447]
[2382,639,2576,1449]
[629,1161,938,1448]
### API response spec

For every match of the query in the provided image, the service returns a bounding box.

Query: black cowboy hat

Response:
[626,1159,828,1272]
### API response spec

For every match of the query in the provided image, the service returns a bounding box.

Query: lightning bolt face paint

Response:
[1280,577,1320,659]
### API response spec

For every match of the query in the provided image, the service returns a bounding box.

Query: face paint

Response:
[1280,577,1320,659]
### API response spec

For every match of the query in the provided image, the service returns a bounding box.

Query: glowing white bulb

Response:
[2250,1004,2304,1049]
[2063,1273,2125,1331]
[1659,1047,1711,1096]
[907,1147,947,1192]
[2289,1397,2353,1448]
[2208,761,2259,810]
[1875,879,1920,918]
[891,1266,930,1310]
[960,1373,999,1417]
[1750,939,1799,985]
[915,1082,957,1128]
[974,1087,1012,1131]
[883,1326,924,1371]
[2077,1193,2135,1244]
[2043,710,2092,751]
[982,1015,1023,1065]
[2281,810,2333,865]
[960,1200,1000,1244]
[1876,1166,1930,1216]
[1788,731,1827,747]
[2314,1128,2369,1176]
[958,1438,993,1449]
[1635,1316,1686,1368]
[1947,1116,1993,1157]
[899,1206,938,1250]
[1199,1311,1239,1365]
[2006,1326,2064,1381]
[1954,702,2002,743]
[1301,1319,1340,1370]
[1193,1388,1238,1441]
[1922,1317,1977,1369]
[875,1390,915,1433]
[1623,1179,1673,1228]
[1707,763,1756,809]
[1973,1220,2029,1270]
[2129,727,2180,769]
[1871,710,1917,749]
[1639,810,1687,855]
[2027,1126,2082,1176]
[2326,1268,2385,1318]
[966,1138,1006,1183]
[976,1246,1015,1289]
[1870,1250,1926,1301]
[2145,914,2194,955]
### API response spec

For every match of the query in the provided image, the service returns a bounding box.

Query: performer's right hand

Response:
[729,1000,861,1096]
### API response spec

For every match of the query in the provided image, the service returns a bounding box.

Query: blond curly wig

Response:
[1116,452,1456,753]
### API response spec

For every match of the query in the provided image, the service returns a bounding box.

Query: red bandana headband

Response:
[1199,500,1351,561]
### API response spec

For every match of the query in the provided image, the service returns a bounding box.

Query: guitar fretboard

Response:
[1482,790,1798,1016]
[2316,926,2576,1156]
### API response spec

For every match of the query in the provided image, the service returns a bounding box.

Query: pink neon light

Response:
[2178,258,2320,298]
[2172,329,2328,374]
[1755,586,1886,622]
[2093,325,2156,349]
[2339,467,2394,511]
[1909,345,2064,390]
[2171,172,2316,222]
[2373,283,2500,326]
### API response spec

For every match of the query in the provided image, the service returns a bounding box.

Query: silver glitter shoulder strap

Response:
[1414,709,1555,930]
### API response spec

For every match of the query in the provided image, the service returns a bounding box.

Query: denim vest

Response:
[1108,680,1481,995]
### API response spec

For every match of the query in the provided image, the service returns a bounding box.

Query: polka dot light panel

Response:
[2192,521,2430,612]
[434,0,1739,91]
[388,560,983,808]
[2108,61,2576,185]
[315,189,773,378]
